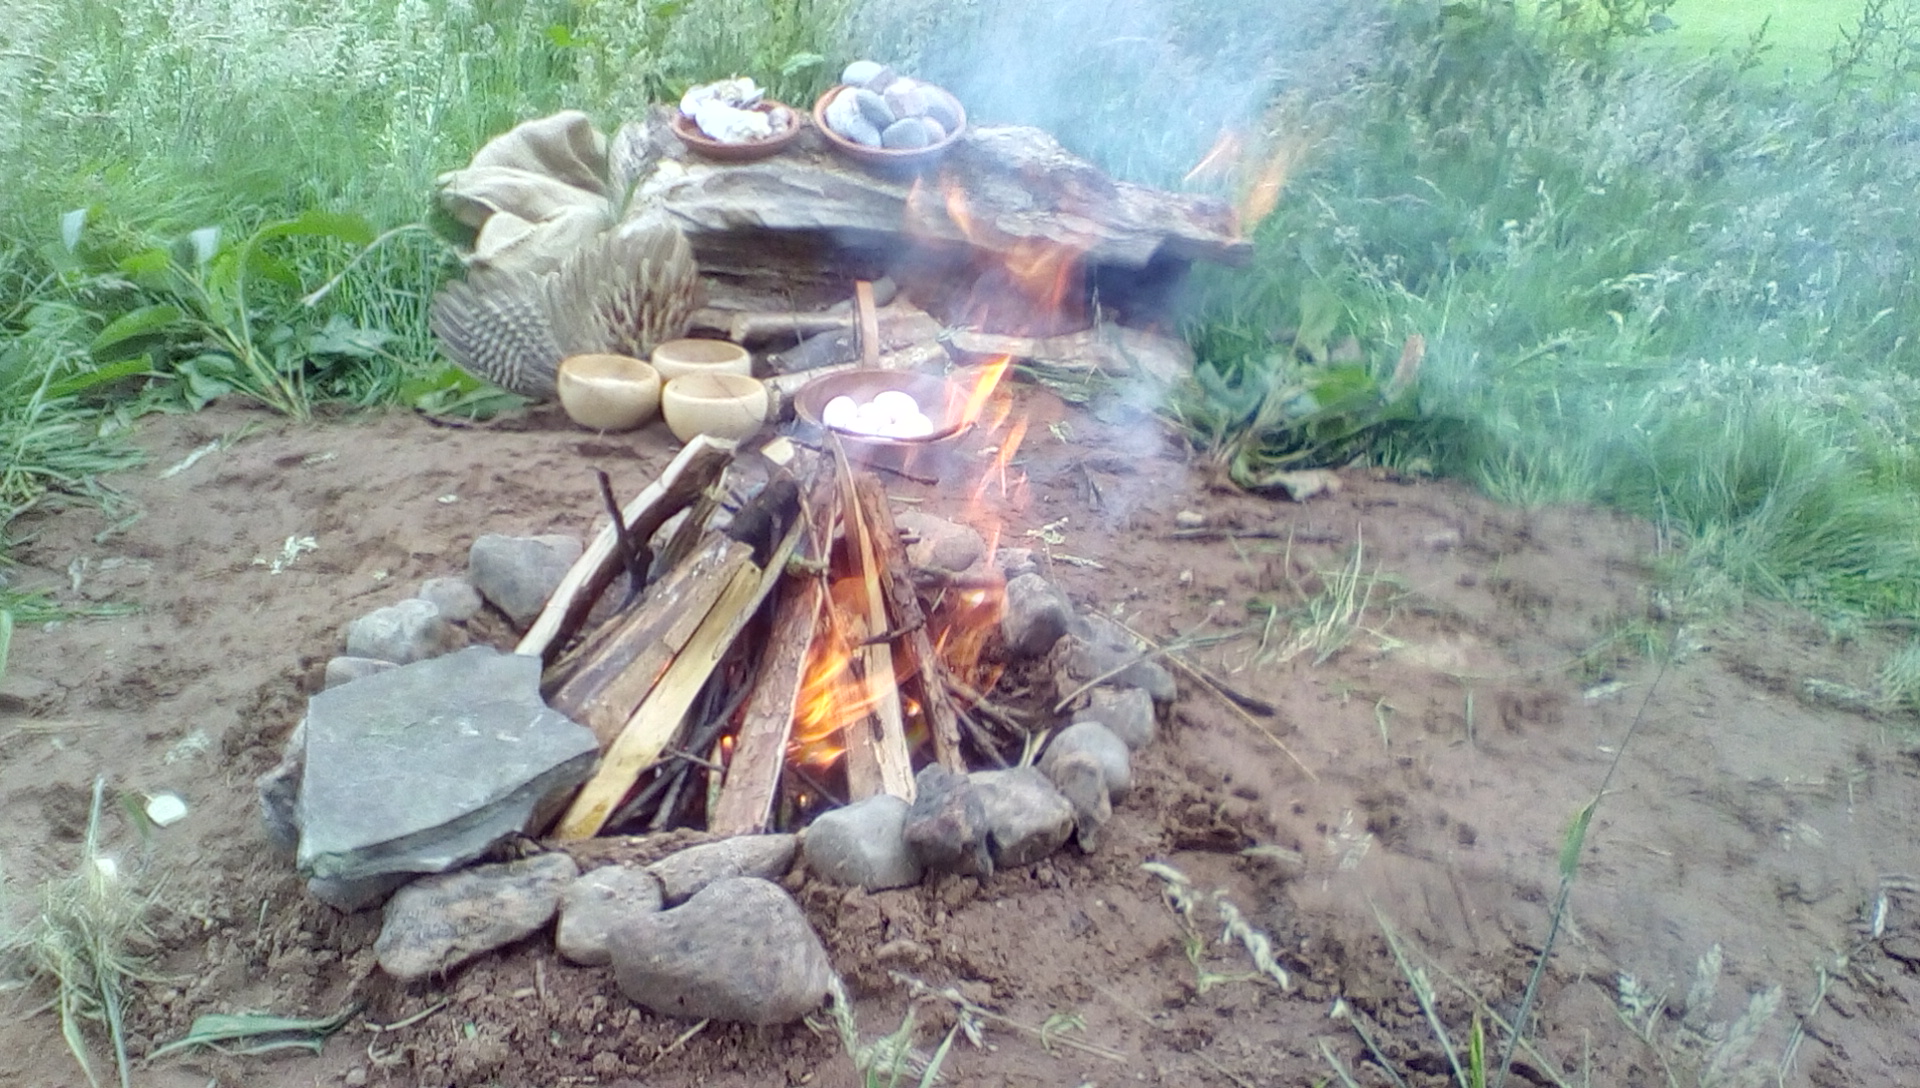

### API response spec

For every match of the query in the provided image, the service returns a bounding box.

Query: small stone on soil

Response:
[1041,720,1132,799]
[375,852,579,981]
[802,794,923,890]
[1001,572,1074,660]
[646,833,798,906]
[969,767,1075,869]
[904,764,993,878]
[557,865,664,967]
[417,576,483,623]
[610,877,832,1025]
[323,655,398,689]
[344,598,456,664]
[1073,685,1158,750]
[467,533,583,628]
[1174,510,1207,529]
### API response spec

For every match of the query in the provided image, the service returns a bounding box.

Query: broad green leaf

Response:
[91,305,184,354]
[46,358,154,399]
[253,209,377,248]
[60,208,88,252]
[117,248,173,280]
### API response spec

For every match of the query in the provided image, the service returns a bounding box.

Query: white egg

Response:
[853,401,890,434]
[822,395,859,430]
[891,411,935,439]
[872,389,920,420]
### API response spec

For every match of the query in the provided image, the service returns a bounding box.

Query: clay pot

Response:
[556,354,662,431]
[650,338,753,382]
[662,372,770,443]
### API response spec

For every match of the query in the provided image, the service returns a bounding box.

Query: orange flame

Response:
[1187,127,1307,237]
[786,578,880,770]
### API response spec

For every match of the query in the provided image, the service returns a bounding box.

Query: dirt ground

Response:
[3,389,1919,1087]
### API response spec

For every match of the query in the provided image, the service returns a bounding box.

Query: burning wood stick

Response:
[547,535,747,744]
[853,475,965,772]
[832,447,917,802]
[707,572,823,836]
[552,518,805,839]
[518,437,733,662]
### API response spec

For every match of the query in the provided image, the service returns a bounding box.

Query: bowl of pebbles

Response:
[813,60,966,167]
[672,77,802,162]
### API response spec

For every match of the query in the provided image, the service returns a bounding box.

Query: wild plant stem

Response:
[1492,643,1673,1088]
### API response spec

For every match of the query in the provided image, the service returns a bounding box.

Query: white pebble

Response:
[146,792,189,827]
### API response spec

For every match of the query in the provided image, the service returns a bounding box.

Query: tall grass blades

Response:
[1180,0,1920,623]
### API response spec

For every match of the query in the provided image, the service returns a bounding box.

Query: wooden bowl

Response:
[651,338,753,382]
[811,85,966,168]
[791,370,970,446]
[670,102,803,162]
[662,372,770,443]
[556,354,661,431]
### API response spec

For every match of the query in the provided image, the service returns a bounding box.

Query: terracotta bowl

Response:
[651,337,753,382]
[556,354,662,432]
[811,85,967,168]
[662,372,770,443]
[670,102,803,162]
[792,369,970,446]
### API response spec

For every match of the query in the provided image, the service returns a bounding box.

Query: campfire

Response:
[522,314,1039,842]
[273,94,1245,1016]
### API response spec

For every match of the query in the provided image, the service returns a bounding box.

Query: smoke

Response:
[844,0,1351,186]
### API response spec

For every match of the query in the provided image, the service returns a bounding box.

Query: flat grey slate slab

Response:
[297,646,598,883]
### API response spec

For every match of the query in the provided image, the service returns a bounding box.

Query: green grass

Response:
[1665,0,1868,76]
[1180,0,1920,626]
[1,0,1917,640]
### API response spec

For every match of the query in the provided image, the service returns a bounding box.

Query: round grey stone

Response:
[881,117,934,150]
[417,576,483,623]
[647,834,798,906]
[841,59,886,86]
[323,655,398,689]
[344,599,455,664]
[852,87,895,130]
[610,877,832,1024]
[922,90,963,134]
[803,794,923,890]
[1074,685,1158,750]
[969,767,1074,869]
[467,533,582,628]
[1040,720,1132,799]
[375,853,579,980]
[557,865,664,967]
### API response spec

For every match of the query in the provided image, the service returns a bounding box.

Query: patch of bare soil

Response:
[3,394,1919,1087]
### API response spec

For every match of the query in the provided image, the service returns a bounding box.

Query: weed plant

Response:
[1180,0,1920,625]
